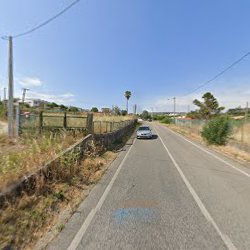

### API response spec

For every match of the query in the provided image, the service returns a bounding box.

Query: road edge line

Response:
[155,127,236,250]
[67,139,135,250]
[160,124,250,178]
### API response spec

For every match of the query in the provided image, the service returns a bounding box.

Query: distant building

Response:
[18,99,49,108]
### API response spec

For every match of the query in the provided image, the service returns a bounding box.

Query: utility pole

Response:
[3,87,7,108]
[173,97,176,124]
[8,36,14,138]
[134,104,137,115]
[4,87,6,101]
[22,88,29,103]
[241,102,249,143]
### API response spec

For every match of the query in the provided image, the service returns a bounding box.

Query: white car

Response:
[136,125,153,139]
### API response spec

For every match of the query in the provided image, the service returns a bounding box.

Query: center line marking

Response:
[154,126,237,250]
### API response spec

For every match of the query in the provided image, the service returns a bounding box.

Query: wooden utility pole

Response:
[8,36,14,138]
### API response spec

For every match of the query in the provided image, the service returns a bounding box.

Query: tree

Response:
[121,110,127,116]
[193,92,224,120]
[124,91,132,114]
[47,102,59,108]
[141,110,151,120]
[113,106,121,115]
[186,110,202,119]
[91,107,99,112]
[68,106,79,112]
[59,104,67,111]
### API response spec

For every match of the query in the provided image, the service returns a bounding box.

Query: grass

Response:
[20,112,135,134]
[0,115,135,190]
[232,122,250,144]
[163,122,250,164]
[0,149,117,249]
[0,131,82,191]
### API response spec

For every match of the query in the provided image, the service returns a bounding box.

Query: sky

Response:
[1,0,250,113]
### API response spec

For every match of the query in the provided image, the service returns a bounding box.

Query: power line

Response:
[1,0,81,40]
[182,51,250,96]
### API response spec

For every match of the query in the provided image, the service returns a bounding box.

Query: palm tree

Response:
[124,91,132,114]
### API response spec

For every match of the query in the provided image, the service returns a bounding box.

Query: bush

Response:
[201,116,232,145]
[154,115,165,121]
[160,116,172,124]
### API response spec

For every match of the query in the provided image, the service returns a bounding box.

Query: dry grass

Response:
[0,121,7,135]
[0,132,82,191]
[164,123,250,164]
[0,150,117,250]
[232,123,250,145]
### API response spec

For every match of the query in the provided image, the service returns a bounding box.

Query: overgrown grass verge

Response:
[0,131,83,190]
[163,123,250,164]
[0,150,117,249]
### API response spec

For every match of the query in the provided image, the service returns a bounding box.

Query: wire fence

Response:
[175,119,206,135]
[19,112,88,135]
[93,120,133,134]
[18,111,135,136]
[175,118,250,146]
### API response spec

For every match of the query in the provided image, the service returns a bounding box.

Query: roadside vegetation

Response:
[0,147,117,249]
[155,92,250,163]
[0,108,136,249]
[0,131,81,190]
[201,116,232,145]
[0,101,7,121]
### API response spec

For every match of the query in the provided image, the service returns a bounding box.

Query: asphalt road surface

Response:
[47,122,250,250]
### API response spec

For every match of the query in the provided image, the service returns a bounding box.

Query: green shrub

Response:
[201,116,232,145]
[160,116,172,124]
[154,115,165,121]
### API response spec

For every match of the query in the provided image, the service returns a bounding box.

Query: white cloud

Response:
[27,91,75,104]
[19,77,43,87]
[154,86,250,112]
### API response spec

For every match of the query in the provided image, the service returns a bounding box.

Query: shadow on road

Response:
[137,134,158,140]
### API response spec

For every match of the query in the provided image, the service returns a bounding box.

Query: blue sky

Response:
[1,0,250,112]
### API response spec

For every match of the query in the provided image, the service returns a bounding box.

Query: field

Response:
[19,112,134,134]
[174,118,250,146]
[0,113,135,249]
[0,114,134,191]
[0,149,117,249]
[165,119,250,163]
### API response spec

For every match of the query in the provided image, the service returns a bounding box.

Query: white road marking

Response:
[160,124,250,178]
[155,127,237,250]
[67,139,135,250]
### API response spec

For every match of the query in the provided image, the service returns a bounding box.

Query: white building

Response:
[18,99,48,107]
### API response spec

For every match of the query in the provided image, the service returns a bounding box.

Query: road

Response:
[47,122,250,250]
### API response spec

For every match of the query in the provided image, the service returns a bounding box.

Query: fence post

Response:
[100,121,102,134]
[16,106,20,137]
[87,113,93,134]
[63,112,67,129]
[106,122,108,133]
[39,111,43,134]
[110,122,113,132]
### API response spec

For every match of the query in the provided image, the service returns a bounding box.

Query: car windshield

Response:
[138,127,150,131]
